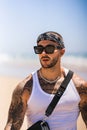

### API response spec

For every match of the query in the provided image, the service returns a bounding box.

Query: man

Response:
[4,31,87,130]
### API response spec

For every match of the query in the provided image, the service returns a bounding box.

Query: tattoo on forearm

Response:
[7,88,26,130]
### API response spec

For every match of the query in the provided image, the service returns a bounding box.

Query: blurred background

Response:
[0,1,87,129]
[0,0,87,79]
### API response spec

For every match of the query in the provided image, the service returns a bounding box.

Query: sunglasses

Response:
[34,44,62,54]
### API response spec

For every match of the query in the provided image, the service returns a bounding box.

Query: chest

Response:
[38,76,64,94]
[27,74,80,113]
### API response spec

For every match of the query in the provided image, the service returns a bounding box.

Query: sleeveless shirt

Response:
[26,69,81,130]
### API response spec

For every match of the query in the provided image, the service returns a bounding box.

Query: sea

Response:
[0,52,87,80]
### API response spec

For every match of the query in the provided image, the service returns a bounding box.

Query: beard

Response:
[40,56,59,68]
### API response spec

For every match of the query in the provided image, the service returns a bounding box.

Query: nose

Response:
[42,50,46,54]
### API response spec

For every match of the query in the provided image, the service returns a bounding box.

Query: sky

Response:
[0,0,87,57]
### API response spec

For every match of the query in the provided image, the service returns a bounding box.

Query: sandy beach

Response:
[0,76,27,130]
[0,75,87,130]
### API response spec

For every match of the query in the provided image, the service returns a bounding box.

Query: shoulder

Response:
[72,73,87,89]
[62,68,87,89]
[72,72,87,103]
[63,69,87,95]
[12,74,33,102]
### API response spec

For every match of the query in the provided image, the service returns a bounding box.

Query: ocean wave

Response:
[0,53,87,67]
[62,55,87,68]
[0,53,87,78]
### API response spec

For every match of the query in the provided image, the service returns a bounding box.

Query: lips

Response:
[41,56,50,61]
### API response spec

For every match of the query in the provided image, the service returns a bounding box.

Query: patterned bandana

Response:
[37,32,65,49]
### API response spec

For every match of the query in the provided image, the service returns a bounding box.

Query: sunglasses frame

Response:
[34,44,62,54]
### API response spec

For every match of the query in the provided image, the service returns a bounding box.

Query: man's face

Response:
[37,40,65,68]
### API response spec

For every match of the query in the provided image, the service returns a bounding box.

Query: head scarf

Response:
[37,31,65,49]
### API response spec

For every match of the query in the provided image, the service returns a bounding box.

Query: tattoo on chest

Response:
[38,75,64,94]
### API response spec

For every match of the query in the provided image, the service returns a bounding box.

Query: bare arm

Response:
[73,73,87,127]
[4,75,32,130]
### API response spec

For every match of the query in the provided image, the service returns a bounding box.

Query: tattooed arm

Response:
[4,75,33,130]
[73,74,87,127]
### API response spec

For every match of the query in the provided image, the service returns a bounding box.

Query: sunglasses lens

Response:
[34,46,43,54]
[45,45,55,54]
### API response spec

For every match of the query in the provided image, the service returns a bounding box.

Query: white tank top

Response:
[26,69,81,130]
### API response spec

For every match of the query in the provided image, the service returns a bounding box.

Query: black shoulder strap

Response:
[45,70,73,117]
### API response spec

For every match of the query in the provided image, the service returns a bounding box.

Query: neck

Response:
[39,66,63,81]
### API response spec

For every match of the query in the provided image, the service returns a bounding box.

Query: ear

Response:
[60,48,65,56]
